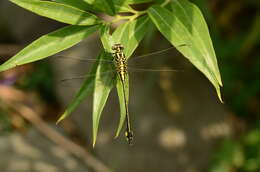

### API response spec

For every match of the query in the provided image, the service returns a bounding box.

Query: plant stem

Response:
[110,9,147,24]
[161,0,171,7]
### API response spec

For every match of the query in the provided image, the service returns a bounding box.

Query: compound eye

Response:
[112,45,117,50]
[112,43,124,51]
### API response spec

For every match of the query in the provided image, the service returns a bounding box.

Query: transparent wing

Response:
[52,44,187,64]
[129,44,187,61]
[52,45,186,86]
[52,54,114,63]
[58,70,116,87]
[60,66,181,86]
[59,70,115,82]
[50,53,115,87]
[128,67,182,73]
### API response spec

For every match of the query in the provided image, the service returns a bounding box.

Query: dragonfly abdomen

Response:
[116,60,127,81]
[112,43,133,145]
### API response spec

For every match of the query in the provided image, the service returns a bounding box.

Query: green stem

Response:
[110,10,147,24]
[161,0,171,7]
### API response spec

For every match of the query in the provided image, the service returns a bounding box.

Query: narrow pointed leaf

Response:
[52,0,94,11]
[82,0,115,16]
[148,5,223,102]
[58,25,115,146]
[114,3,133,13]
[115,74,129,138]
[115,0,152,4]
[113,16,151,137]
[100,24,114,51]
[113,15,151,58]
[0,25,100,72]
[113,0,150,12]
[92,26,115,146]
[10,0,101,25]
[92,51,115,146]
[170,0,222,86]
[92,17,151,143]
[56,56,100,123]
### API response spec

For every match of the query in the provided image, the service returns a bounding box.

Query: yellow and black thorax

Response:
[112,43,127,82]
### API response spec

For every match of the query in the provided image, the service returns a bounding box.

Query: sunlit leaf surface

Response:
[113,16,151,137]
[0,25,100,72]
[52,0,94,11]
[148,3,223,102]
[82,0,115,16]
[10,0,101,25]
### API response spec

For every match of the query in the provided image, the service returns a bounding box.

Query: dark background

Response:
[0,0,259,171]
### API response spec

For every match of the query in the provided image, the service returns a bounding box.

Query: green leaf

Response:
[56,57,100,123]
[82,0,115,16]
[52,0,105,14]
[113,15,151,58]
[114,3,133,13]
[60,16,150,145]
[113,0,167,13]
[52,0,94,11]
[170,0,222,85]
[112,16,151,137]
[92,52,115,147]
[92,16,150,144]
[113,0,151,13]
[92,25,115,146]
[115,74,129,138]
[100,24,114,51]
[0,25,100,72]
[57,24,114,126]
[57,25,114,144]
[115,0,152,4]
[10,0,101,25]
[148,4,223,102]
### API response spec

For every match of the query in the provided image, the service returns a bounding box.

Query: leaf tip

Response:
[218,77,223,87]
[217,88,224,104]
[114,123,124,139]
[92,126,99,148]
[55,119,61,125]
[56,113,67,124]
[92,142,96,148]
[92,135,97,148]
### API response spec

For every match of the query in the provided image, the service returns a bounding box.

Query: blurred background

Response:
[0,0,259,172]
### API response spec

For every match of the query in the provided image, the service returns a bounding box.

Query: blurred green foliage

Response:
[191,0,260,171]
[0,110,13,135]
[209,128,260,172]
[18,61,57,103]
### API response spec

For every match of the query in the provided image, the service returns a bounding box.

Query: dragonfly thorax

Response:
[112,43,124,52]
[112,44,128,82]
[112,44,133,145]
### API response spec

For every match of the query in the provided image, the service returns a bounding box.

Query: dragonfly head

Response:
[112,43,124,53]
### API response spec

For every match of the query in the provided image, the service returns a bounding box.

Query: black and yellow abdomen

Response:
[112,43,133,145]
[117,60,127,82]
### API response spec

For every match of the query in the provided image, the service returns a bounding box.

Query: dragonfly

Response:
[53,43,185,145]
[111,43,133,145]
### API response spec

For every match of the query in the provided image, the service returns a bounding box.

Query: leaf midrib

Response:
[149,6,219,87]
[174,0,219,79]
